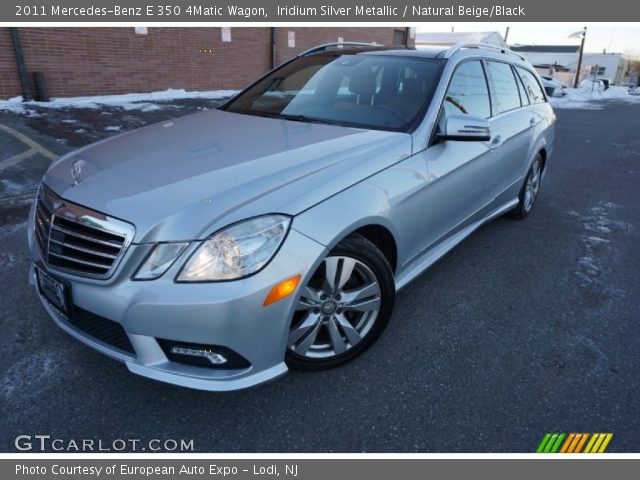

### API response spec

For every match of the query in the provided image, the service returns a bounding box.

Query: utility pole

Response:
[9,28,32,101]
[574,27,587,88]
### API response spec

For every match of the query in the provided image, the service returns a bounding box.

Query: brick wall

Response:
[0,27,413,100]
[273,27,411,65]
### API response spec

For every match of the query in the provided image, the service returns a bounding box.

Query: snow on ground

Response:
[550,85,640,110]
[0,88,239,113]
[2,85,639,114]
[0,96,26,113]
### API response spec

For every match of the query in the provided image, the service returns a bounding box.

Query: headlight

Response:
[134,242,189,280]
[177,214,291,282]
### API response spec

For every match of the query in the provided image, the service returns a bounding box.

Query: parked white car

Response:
[541,76,567,97]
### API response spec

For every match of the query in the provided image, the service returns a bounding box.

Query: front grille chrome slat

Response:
[50,224,124,249]
[54,216,125,244]
[48,237,119,260]
[34,186,135,279]
[48,251,112,270]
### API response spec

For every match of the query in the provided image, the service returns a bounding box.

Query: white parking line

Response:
[0,123,58,172]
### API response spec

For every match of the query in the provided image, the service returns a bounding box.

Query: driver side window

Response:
[441,61,492,127]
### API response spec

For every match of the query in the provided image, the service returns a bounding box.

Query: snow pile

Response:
[0,88,239,112]
[550,85,640,110]
[0,96,27,113]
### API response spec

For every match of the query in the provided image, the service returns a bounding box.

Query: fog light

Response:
[170,346,227,365]
[264,274,302,306]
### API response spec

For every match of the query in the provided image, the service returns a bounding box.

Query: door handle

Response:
[490,135,502,150]
[530,117,538,127]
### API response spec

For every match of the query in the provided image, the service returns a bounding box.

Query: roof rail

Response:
[298,42,384,57]
[439,42,526,61]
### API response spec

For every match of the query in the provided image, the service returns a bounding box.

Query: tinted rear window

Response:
[486,61,522,114]
[516,67,547,104]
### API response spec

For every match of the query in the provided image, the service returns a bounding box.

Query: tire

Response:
[508,153,543,219]
[285,234,395,371]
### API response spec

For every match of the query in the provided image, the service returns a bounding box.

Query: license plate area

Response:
[35,266,70,318]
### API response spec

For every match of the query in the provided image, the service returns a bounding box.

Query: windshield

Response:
[224,53,443,131]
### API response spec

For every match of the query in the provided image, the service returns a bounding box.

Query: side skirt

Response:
[394,198,519,291]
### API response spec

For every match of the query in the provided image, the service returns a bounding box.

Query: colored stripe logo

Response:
[536,433,613,453]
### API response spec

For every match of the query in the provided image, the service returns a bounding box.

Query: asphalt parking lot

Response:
[0,100,639,452]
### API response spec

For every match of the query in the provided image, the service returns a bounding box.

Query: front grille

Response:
[69,306,135,355]
[34,186,134,278]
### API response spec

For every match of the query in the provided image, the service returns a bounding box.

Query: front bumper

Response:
[28,209,327,391]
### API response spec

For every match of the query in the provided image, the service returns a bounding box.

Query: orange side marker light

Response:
[264,275,302,306]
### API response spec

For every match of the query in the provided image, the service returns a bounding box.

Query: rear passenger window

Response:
[516,67,546,104]
[444,61,491,118]
[486,61,522,114]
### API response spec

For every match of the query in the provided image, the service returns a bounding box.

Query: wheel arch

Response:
[350,224,398,274]
[292,180,405,277]
[537,147,547,172]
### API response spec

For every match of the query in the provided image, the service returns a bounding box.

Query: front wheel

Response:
[509,154,543,219]
[285,234,395,371]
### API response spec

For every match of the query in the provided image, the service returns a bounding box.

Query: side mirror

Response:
[438,114,491,142]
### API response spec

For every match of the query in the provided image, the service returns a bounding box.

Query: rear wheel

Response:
[509,154,543,219]
[286,234,395,371]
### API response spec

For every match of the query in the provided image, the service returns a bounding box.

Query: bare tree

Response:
[624,49,640,85]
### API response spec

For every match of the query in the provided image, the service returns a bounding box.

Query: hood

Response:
[44,109,412,243]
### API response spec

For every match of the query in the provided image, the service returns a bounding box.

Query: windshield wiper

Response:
[229,109,334,125]
[276,113,333,125]
[232,109,333,124]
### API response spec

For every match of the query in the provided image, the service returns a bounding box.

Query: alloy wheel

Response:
[524,158,541,213]
[288,256,381,359]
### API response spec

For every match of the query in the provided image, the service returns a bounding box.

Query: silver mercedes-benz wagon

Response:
[28,42,555,390]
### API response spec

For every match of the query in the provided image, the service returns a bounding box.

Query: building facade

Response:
[1,27,413,100]
[511,45,629,85]
[416,31,506,48]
